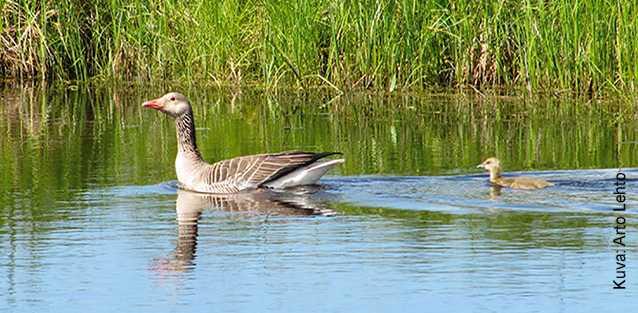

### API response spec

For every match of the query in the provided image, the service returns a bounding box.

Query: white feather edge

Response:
[263,158,345,188]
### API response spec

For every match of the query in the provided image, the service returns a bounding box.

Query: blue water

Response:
[2,169,635,313]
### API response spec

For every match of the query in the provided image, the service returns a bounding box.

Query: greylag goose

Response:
[477,157,553,189]
[143,92,344,194]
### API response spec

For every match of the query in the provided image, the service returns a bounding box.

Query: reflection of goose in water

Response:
[151,189,335,273]
[488,185,503,199]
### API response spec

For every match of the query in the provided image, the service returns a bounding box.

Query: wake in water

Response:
[85,168,636,215]
[323,168,636,214]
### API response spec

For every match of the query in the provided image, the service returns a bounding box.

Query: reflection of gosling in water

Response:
[477,157,553,189]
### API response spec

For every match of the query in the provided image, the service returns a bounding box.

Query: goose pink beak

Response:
[143,98,163,110]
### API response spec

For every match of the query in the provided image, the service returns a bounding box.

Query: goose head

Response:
[477,157,501,172]
[143,92,191,118]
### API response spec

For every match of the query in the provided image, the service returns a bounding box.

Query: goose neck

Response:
[175,110,202,159]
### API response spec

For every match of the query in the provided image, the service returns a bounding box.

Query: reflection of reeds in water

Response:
[0,87,635,235]
[151,189,334,273]
[330,199,609,250]
[1,87,637,198]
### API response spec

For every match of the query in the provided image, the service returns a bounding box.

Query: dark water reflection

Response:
[1,86,636,312]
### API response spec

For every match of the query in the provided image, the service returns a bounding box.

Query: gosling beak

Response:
[476,164,485,169]
[142,98,163,110]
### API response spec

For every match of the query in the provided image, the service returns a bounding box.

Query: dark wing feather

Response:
[206,151,340,190]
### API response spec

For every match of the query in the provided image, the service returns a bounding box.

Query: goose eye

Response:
[170,96,176,101]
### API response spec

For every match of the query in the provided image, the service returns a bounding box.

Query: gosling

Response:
[477,157,553,190]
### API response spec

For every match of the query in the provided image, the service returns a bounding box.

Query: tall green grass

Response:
[1,0,637,93]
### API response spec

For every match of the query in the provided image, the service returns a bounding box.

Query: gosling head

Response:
[477,157,502,172]
[142,92,191,118]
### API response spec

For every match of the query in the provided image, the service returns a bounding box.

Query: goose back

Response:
[179,151,341,193]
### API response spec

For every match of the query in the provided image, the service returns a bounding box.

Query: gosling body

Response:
[477,157,553,190]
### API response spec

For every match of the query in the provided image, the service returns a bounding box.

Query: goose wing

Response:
[202,151,340,191]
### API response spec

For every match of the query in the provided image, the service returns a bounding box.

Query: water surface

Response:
[0,87,636,312]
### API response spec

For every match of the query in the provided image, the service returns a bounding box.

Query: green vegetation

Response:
[1,0,637,93]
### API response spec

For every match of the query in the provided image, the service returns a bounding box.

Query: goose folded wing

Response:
[205,151,339,190]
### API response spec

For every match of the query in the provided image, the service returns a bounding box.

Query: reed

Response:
[1,0,636,94]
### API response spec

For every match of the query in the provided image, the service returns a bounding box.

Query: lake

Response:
[1,86,636,312]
